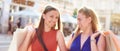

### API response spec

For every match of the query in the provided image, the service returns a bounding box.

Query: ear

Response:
[88,17,92,23]
[42,14,46,19]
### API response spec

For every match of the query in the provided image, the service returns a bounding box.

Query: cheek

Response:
[77,21,82,28]
[82,20,89,28]
[55,19,58,23]
[80,20,87,27]
[81,21,85,25]
[51,19,58,26]
[45,17,51,24]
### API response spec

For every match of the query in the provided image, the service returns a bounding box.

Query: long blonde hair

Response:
[75,7,100,35]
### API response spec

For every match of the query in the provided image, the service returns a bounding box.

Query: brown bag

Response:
[105,33,116,51]
[104,31,120,51]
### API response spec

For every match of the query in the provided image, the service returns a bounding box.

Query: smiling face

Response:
[76,7,99,33]
[77,12,92,31]
[43,10,59,28]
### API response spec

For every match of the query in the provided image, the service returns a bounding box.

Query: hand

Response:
[18,25,35,51]
[103,30,114,36]
[24,25,35,39]
[91,32,101,42]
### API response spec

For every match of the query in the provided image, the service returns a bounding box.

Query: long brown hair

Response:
[37,5,61,37]
[33,6,61,51]
[75,7,99,35]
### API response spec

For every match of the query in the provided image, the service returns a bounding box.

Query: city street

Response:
[0,34,12,51]
[0,0,120,51]
[0,34,120,51]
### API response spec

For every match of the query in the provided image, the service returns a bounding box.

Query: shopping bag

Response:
[104,31,120,51]
[8,28,27,51]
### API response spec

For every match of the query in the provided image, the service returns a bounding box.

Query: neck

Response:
[82,25,93,36]
[44,23,51,32]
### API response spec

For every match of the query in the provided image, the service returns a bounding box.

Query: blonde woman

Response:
[67,7,106,51]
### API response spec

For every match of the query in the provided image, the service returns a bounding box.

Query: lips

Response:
[49,21,56,27]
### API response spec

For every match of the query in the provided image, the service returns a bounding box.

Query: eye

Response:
[77,18,81,21]
[50,15,54,18]
[55,16,59,19]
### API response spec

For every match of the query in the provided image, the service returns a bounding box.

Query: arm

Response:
[18,26,35,51]
[67,33,80,50]
[66,35,73,50]
[91,32,106,51]
[97,34,106,51]
[18,33,32,51]
[57,30,67,51]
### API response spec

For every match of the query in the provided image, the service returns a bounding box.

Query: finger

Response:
[92,32,101,37]
[29,26,35,31]
[103,31,109,36]
[103,30,114,36]
[94,31,101,35]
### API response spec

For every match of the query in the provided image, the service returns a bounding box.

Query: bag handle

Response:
[36,29,48,51]
[37,34,48,51]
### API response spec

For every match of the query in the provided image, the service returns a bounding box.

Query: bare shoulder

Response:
[56,30,63,38]
[57,30,62,34]
[56,30,65,43]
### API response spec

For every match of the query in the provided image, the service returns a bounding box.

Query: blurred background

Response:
[0,0,120,51]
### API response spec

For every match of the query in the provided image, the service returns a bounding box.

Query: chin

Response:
[50,25,54,27]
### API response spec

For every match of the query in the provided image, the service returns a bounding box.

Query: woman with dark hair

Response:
[67,7,106,51]
[8,17,13,35]
[18,6,67,51]
[16,17,21,28]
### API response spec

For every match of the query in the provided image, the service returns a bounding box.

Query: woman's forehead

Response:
[46,10,59,15]
[78,13,86,18]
